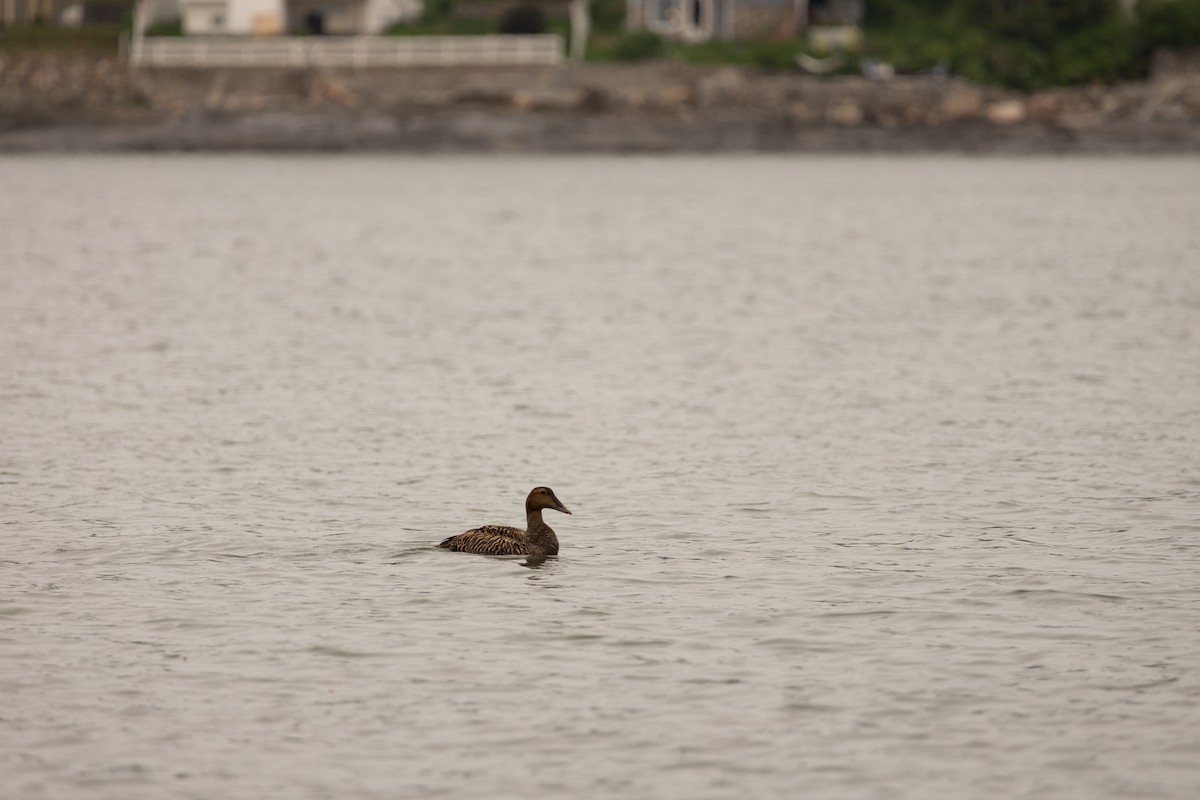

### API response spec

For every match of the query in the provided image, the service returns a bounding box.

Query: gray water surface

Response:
[2,155,1199,799]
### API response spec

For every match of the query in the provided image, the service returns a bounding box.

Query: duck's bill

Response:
[554,500,573,515]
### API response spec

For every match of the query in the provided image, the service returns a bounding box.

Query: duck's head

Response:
[527,486,572,516]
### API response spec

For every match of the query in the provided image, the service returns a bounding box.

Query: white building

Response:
[178,0,420,35]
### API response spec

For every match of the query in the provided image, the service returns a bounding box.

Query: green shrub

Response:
[590,0,626,34]
[983,39,1053,90]
[673,39,804,71]
[423,0,454,22]
[385,16,494,36]
[0,24,124,53]
[864,0,1140,89]
[1137,0,1200,49]
[609,30,665,62]
[498,4,546,34]
[864,0,945,29]
[1052,19,1137,85]
[145,18,183,37]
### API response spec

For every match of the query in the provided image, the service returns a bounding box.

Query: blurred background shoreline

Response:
[2,0,1199,152]
[2,54,1199,152]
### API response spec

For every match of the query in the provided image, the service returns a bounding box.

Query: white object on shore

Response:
[861,58,895,81]
[796,52,847,75]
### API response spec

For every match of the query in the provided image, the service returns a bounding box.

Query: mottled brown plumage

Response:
[438,487,572,557]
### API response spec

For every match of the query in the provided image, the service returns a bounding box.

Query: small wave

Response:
[1092,676,1179,691]
[814,609,898,619]
[1010,589,1126,603]
[307,645,388,659]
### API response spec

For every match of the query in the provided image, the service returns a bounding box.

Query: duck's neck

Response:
[524,509,559,556]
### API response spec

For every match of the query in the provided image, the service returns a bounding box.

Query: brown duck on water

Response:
[438,487,572,557]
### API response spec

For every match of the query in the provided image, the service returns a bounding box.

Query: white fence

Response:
[131,35,565,68]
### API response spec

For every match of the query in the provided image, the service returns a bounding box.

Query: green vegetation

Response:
[498,4,547,34]
[671,39,811,70]
[385,0,494,36]
[385,19,494,36]
[863,0,1142,89]
[1137,0,1200,50]
[145,19,184,37]
[0,24,126,54]
[589,33,817,69]
[384,18,495,36]
[592,30,665,62]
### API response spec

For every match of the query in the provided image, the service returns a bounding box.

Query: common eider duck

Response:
[437,487,572,557]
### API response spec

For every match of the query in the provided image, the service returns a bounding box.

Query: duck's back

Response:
[438,525,531,555]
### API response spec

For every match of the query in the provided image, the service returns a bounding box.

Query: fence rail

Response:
[131,35,565,68]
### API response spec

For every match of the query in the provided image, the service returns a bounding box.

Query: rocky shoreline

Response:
[2,53,1199,153]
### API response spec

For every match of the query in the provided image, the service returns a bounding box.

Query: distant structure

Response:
[128,0,563,67]
[176,0,420,35]
[0,0,134,26]
[0,0,419,35]
[625,0,863,42]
